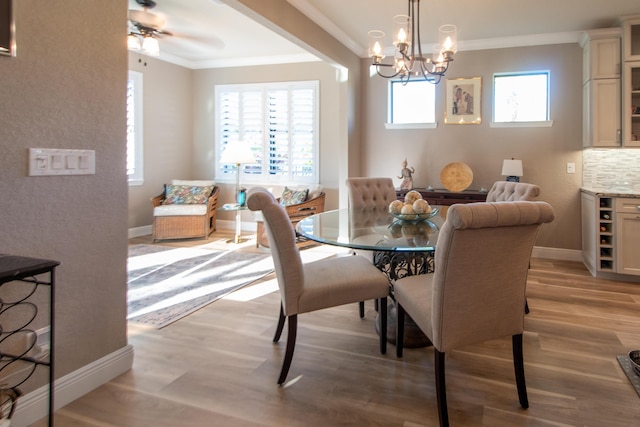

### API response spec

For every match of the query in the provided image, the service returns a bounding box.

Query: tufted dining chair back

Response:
[346,177,397,220]
[485,181,540,202]
[345,177,397,317]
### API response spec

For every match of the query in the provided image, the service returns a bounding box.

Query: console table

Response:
[396,188,487,205]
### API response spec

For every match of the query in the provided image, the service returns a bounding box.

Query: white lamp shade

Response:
[142,35,160,56]
[501,159,523,177]
[220,141,256,165]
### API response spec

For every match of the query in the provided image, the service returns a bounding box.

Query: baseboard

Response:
[11,344,134,427]
[129,225,583,263]
[532,246,582,262]
[129,220,256,239]
[129,225,152,238]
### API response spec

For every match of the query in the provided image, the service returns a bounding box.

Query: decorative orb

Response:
[389,200,404,214]
[401,204,415,215]
[404,190,422,205]
[413,199,430,214]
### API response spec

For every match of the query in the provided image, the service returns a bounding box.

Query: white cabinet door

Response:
[616,212,640,275]
[583,79,621,147]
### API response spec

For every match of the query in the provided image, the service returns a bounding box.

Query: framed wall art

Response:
[445,77,481,124]
[0,0,14,57]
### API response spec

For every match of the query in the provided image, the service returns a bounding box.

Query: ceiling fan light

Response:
[142,35,160,56]
[127,33,141,51]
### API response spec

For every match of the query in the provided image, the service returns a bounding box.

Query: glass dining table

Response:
[296,206,448,347]
[295,206,448,281]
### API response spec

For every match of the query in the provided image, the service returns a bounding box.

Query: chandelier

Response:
[368,0,457,84]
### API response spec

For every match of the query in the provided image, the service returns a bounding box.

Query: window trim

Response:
[127,70,144,186]
[214,81,319,186]
[491,71,553,127]
[387,79,438,128]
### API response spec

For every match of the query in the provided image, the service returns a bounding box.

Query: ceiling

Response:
[128,0,640,69]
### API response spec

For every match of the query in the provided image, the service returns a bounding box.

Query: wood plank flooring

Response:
[33,231,640,426]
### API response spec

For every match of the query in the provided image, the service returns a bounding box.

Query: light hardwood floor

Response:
[33,231,640,426]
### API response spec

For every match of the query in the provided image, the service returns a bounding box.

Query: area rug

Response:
[127,244,274,328]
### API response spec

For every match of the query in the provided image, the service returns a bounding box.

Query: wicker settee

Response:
[256,190,325,248]
[151,179,220,242]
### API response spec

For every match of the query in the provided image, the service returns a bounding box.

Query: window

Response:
[127,71,143,185]
[493,72,550,125]
[215,81,319,185]
[388,79,436,128]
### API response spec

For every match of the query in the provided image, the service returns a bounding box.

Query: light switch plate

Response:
[29,148,95,176]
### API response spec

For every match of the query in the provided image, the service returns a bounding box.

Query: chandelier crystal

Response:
[368,0,457,84]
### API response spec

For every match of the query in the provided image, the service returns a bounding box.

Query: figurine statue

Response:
[398,158,415,190]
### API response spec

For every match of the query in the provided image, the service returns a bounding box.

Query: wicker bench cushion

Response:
[154,204,208,216]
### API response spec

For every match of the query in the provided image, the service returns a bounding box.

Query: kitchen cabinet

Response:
[581,29,621,147]
[621,16,640,146]
[622,61,640,145]
[621,15,640,61]
[581,193,615,274]
[582,191,640,278]
[615,198,640,275]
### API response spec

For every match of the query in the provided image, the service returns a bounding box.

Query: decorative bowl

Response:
[390,208,439,222]
[629,350,640,375]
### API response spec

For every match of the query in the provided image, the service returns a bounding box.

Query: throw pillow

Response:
[163,185,214,204]
[280,187,308,206]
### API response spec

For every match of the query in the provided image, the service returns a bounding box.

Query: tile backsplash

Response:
[583,149,640,191]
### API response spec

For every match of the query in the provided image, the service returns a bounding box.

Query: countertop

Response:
[581,187,640,198]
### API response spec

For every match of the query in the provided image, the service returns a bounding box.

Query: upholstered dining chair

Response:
[246,187,390,385]
[394,201,555,427]
[486,180,540,202]
[345,177,398,317]
[486,180,541,313]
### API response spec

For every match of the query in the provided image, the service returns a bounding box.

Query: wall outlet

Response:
[567,162,576,174]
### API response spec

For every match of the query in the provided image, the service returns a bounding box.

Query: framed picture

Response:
[0,0,15,57]
[445,77,481,124]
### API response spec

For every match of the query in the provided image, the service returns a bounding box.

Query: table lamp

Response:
[220,141,256,206]
[501,158,523,182]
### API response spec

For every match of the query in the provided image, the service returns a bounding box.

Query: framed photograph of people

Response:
[445,77,481,124]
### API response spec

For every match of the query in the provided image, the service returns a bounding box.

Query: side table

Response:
[221,203,249,244]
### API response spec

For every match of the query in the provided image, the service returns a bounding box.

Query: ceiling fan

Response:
[127,0,172,56]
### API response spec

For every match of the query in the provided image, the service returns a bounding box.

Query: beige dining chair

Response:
[394,201,554,427]
[486,180,541,313]
[345,177,398,317]
[486,180,540,202]
[246,187,391,385]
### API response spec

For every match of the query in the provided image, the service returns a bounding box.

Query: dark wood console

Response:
[396,188,487,205]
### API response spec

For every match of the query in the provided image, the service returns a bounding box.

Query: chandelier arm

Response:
[375,64,403,79]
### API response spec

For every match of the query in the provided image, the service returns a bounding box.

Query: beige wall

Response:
[127,53,194,228]
[361,44,584,250]
[192,61,343,225]
[0,0,128,385]
[129,12,584,251]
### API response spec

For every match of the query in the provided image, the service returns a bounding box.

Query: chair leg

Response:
[278,314,297,385]
[379,297,387,354]
[359,301,365,318]
[396,303,405,358]
[435,349,449,427]
[512,334,529,408]
[273,304,286,343]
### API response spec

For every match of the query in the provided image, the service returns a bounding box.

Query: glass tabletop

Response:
[295,207,447,252]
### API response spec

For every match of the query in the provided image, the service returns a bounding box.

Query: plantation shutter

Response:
[216,81,318,184]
